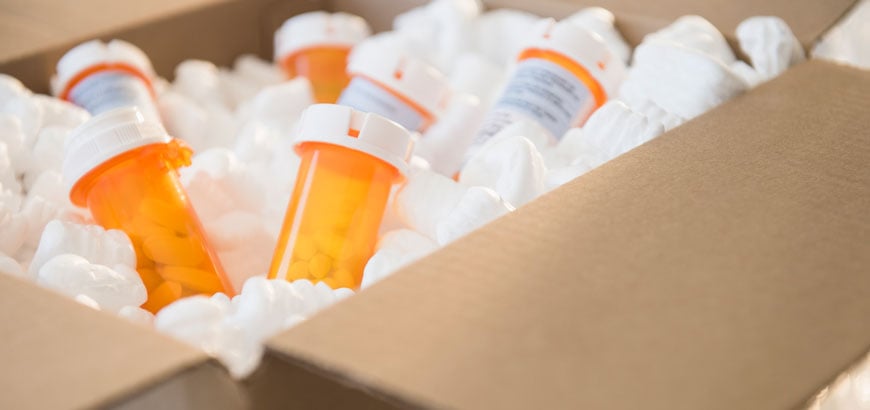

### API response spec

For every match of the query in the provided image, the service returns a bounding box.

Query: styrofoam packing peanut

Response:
[544,100,664,190]
[0,75,43,141]
[566,7,631,64]
[619,41,748,121]
[29,220,136,279]
[736,16,805,83]
[0,114,31,175]
[0,251,24,277]
[38,254,146,312]
[395,168,467,239]
[24,126,69,190]
[472,9,541,66]
[393,0,482,73]
[459,133,547,207]
[644,15,736,64]
[811,0,870,69]
[415,93,486,177]
[435,186,514,245]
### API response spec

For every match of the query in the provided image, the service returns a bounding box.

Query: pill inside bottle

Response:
[54,39,162,123]
[469,18,626,158]
[64,107,234,313]
[269,104,413,289]
[274,11,371,103]
[336,44,450,133]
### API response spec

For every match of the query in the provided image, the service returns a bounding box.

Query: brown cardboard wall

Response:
[257,60,870,409]
[0,274,244,409]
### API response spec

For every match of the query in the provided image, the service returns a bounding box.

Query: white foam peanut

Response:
[736,16,805,82]
[644,15,736,64]
[394,169,466,239]
[566,7,631,64]
[460,134,546,207]
[415,93,485,176]
[29,220,136,279]
[0,252,24,277]
[619,41,748,120]
[37,254,146,312]
[435,186,514,245]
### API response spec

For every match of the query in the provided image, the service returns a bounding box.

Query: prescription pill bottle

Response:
[470,18,626,154]
[337,44,450,133]
[269,104,413,289]
[54,39,162,123]
[275,12,371,104]
[64,107,234,313]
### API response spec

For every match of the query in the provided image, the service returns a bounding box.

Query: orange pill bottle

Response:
[336,45,450,133]
[268,104,413,289]
[469,18,626,157]
[53,39,162,123]
[64,107,234,313]
[274,12,371,104]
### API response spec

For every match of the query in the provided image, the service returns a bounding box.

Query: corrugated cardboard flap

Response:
[0,274,245,409]
[255,60,870,409]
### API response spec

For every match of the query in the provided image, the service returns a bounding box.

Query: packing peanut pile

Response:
[0,0,867,382]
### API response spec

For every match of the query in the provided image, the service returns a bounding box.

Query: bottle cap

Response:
[293,104,414,177]
[347,43,450,118]
[520,18,626,99]
[274,11,371,61]
[53,39,156,99]
[64,107,171,201]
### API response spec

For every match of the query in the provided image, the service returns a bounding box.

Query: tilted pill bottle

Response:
[54,39,162,123]
[337,45,450,133]
[268,104,413,289]
[64,107,234,313]
[275,11,371,104]
[469,18,625,155]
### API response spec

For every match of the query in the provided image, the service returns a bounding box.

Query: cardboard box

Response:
[1,1,867,408]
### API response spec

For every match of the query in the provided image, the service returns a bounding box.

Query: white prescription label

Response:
[337,77,425,132]
[473,57,596,146]
[69,71,160,121]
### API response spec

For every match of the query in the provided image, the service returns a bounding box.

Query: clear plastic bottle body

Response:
[268,142,398,289]
[280,46,353,104]
[471,48,607,150]
[71,141,234,312]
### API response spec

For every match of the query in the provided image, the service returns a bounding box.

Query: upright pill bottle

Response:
[269,104,413,289]
[64,107,234,313]
[337,45,450,133]
[54,39,162,123]
[470,18,625,154]
[275,12,371,103]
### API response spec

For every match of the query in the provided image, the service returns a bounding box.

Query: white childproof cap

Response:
[63,107,171,197]
[346,41,451,118]
[293,104,414,177]
[53,39,156,97]
[273,11,372,61]
[519,18,627,100]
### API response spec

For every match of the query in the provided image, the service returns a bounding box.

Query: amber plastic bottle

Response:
[64,108,234,312]
[268,104,413,289]
[274,12,371,103]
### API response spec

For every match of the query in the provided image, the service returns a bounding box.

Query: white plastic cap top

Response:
[64,106,171,194]
[347,43,451,117]
[53,39,155,97]
[520,18,627,99]
[274,11,371,61]
[294,104,414,176]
